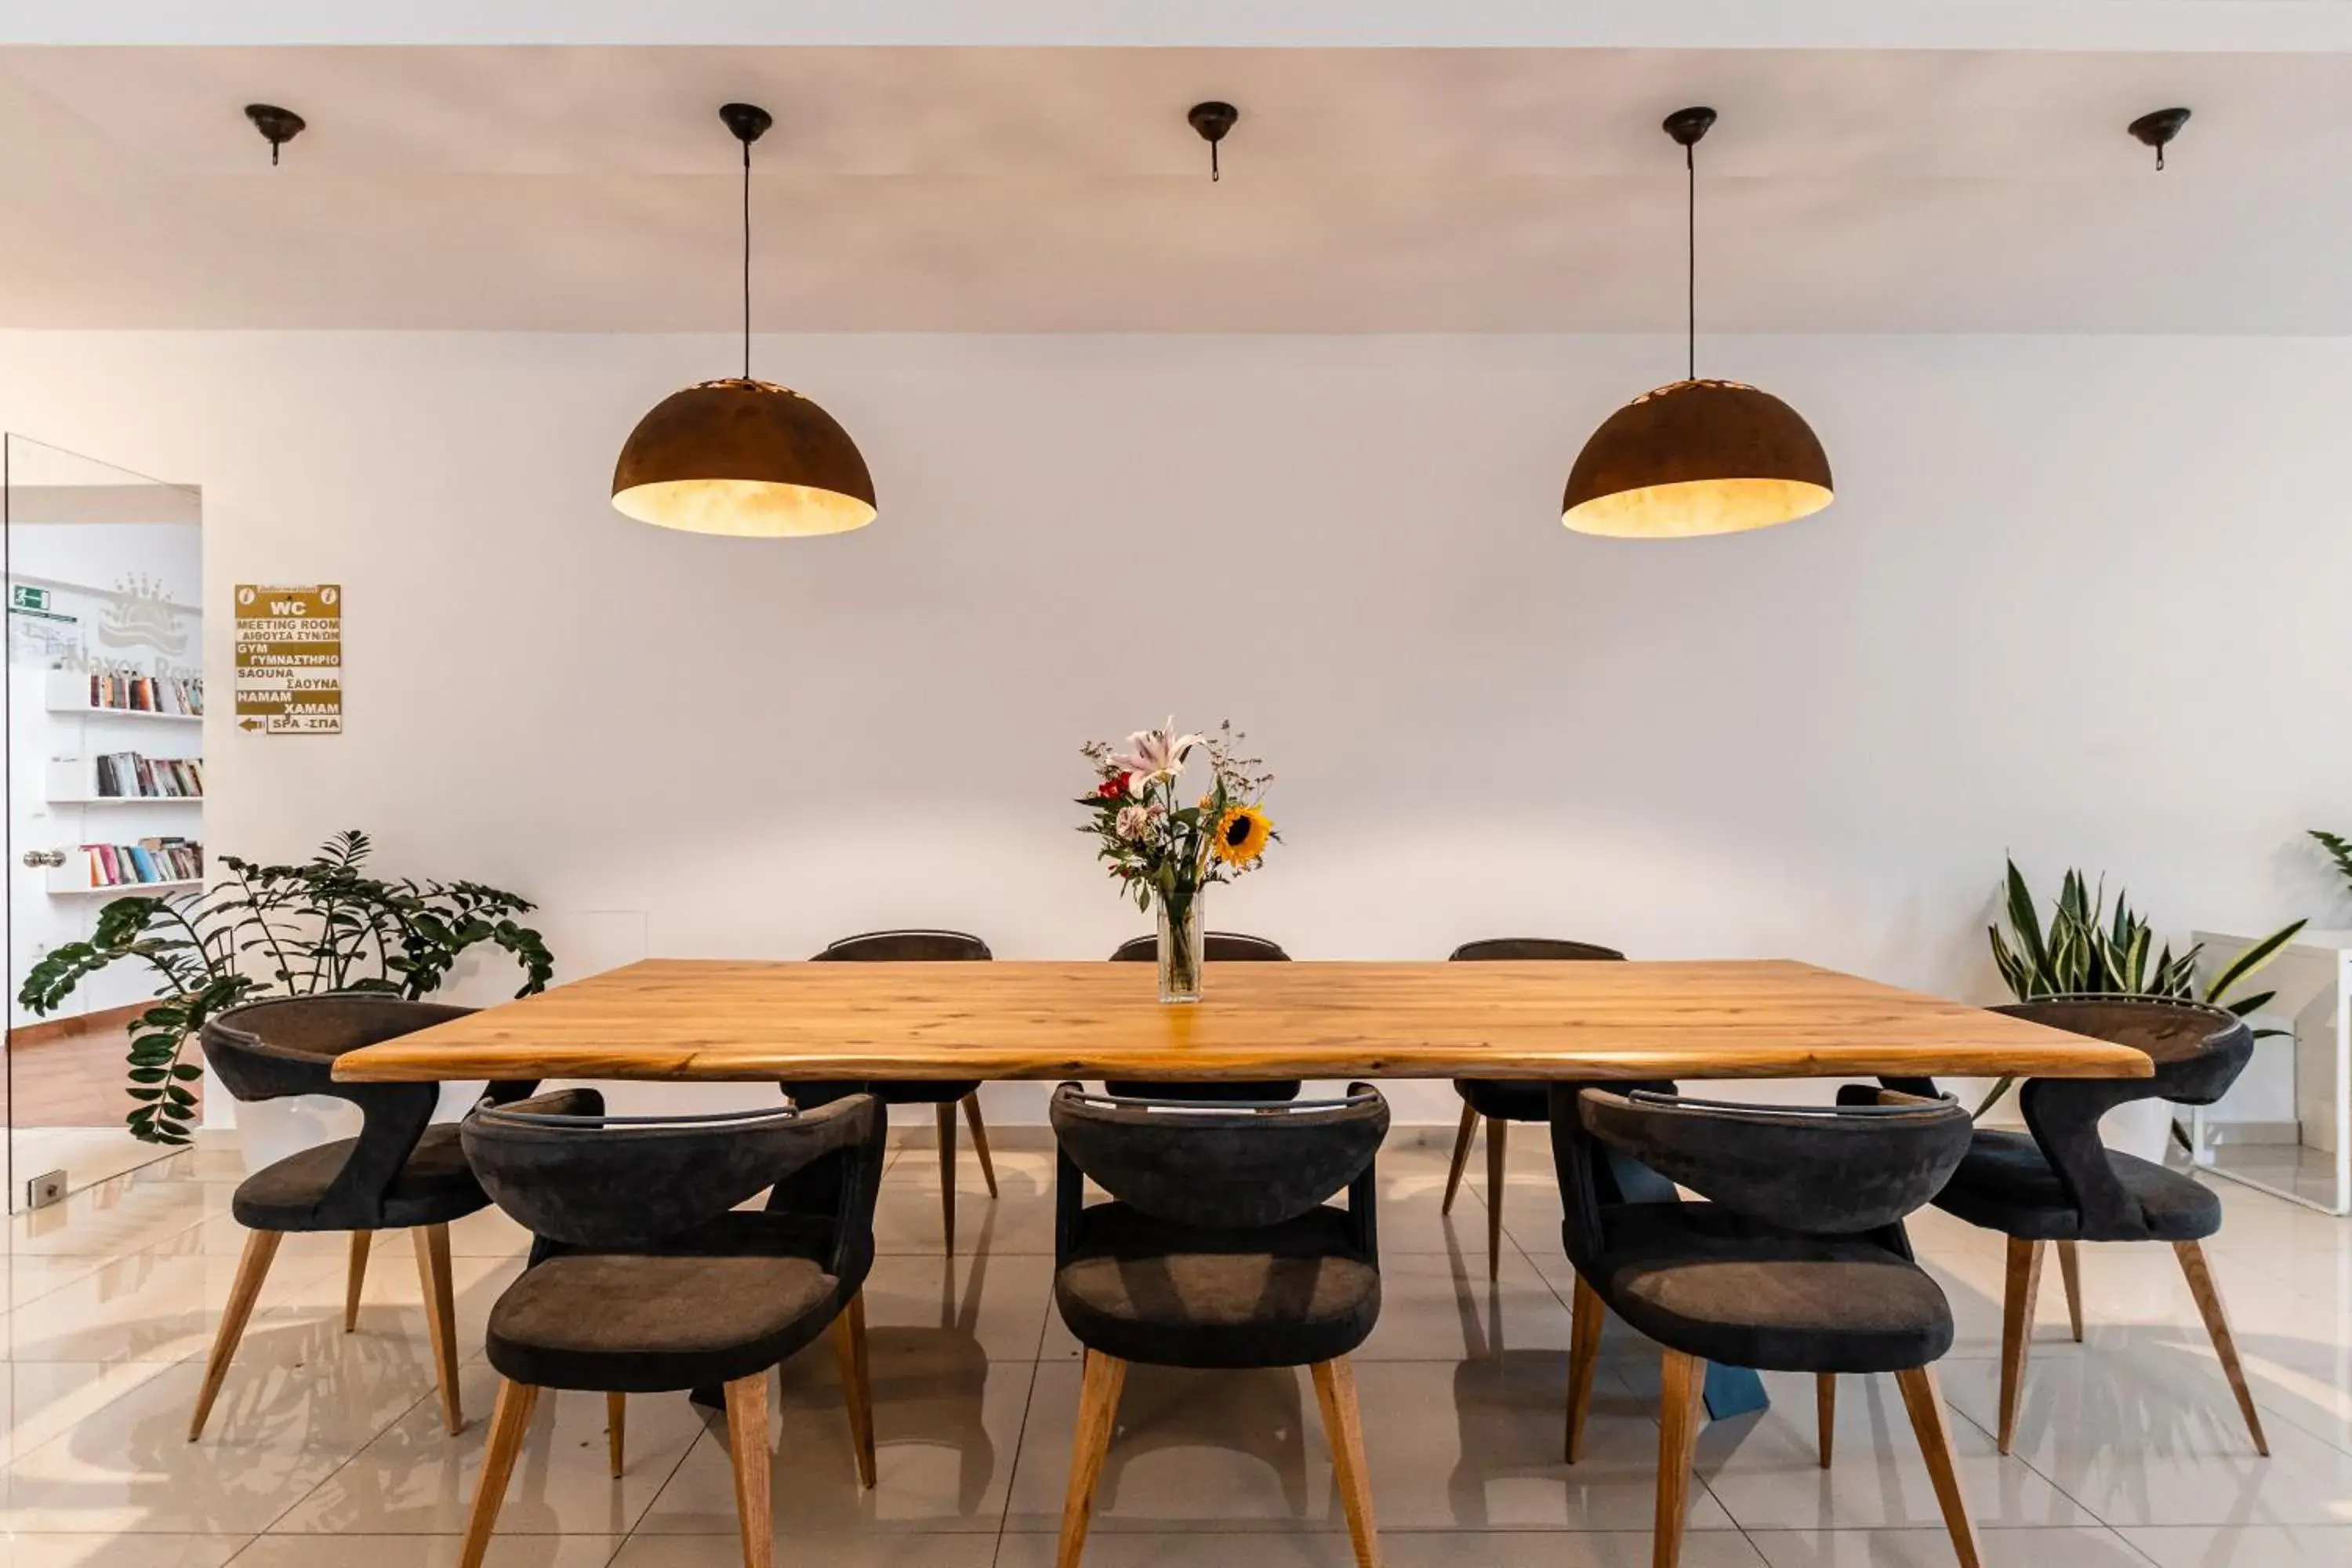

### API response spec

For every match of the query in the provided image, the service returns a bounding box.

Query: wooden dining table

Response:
[335,955,2145,1422]
[333,956,2149,1086]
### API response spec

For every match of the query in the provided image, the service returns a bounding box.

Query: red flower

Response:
[1096,773,1131,800]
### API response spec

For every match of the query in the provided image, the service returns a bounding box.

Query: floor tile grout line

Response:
[988,1344,1051,1568]
[615,1412,713,1566]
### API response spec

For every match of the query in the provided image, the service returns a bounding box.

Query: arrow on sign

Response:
[238,718,266,731]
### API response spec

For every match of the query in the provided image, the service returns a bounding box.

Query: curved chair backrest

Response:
[1109,931,1289,963]
[815,930,991,962]
[1050,1081,1387,1230]
[201,994,475,1104]
[1577,1087,1973,1235]
[1450,938,1624,963]
[463,1091,880,1250]
[1994,996,2253,1106]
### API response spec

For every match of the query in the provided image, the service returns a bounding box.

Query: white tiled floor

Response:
[4,1129,2350,1566]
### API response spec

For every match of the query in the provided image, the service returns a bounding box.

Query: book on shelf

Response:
[86,670,204,717]
[81,837,204,888]
[92,751,205,799]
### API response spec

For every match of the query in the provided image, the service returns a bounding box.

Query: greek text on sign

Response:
[234,583,343,735]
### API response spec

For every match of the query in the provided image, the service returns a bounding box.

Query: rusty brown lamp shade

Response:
[1563,108,1831,539]
[612,103,876,537]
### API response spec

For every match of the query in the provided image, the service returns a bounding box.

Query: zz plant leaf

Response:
[16,829,556,1147]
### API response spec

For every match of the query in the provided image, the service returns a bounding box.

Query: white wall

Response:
[2,329,2345,1124]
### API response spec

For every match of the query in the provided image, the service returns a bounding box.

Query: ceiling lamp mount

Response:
[2129,107,2190,170]
[244,103,306,166]
[1189,100,1239,182]
[1559,104,1832,539]
[611,100,876,539]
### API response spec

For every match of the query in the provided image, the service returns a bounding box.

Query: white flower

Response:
[1115,804,1153,840]
[1109,717,1206,786]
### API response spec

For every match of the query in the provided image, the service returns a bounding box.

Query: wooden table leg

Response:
[1440,1105,1478,1216]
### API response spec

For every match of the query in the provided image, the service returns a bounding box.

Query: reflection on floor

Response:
[5,1128,2351,1566]
[2204,1141,2350,1214]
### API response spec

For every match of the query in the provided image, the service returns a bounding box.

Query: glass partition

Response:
[5,434,205,1210]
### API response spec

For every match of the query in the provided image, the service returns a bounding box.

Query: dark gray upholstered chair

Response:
[1552,1084,1981,1568]
[1442,938,1626,1279]
[786,929,997,1250]
[456,1090,885,1568]
[191,994,512,1442]
[1047,1081,1389,1568]
[1881,995,2267,1457]
[1105,931,1298,1102]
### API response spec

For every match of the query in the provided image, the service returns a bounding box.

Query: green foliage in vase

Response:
[17,829,554,1147]
[1980,857,2303,1120]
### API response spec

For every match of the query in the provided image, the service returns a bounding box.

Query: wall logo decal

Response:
[98,572,194,656]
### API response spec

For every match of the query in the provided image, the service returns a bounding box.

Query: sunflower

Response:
[1211,803,1274,866]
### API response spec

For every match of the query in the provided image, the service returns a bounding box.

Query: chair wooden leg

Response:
[2056,1240,2084,1342]
[1816,1374,1835,1468]
[1440,1104,1479,1216]
[962,1093,999,1200]
[1653,1349,1706,1568]
[413,1223,466,1435]
[1565,1272,1603,1463]
[1896,1364,1983,1568]
[343,1230,372,1333]
[607,1392,626,1479]
[2175,1240,2269,1456]
[1312,1357,1383,1568]
[935,1101,960,1253]
[1485,1116,1508,1281]
[187,1227,282,1441]
[831,1290,877,1488]
[724,1371,775,1568]
[459,1378,539,1568]
[1056,1349,1127,1568]
[1996,1236,2043,1455]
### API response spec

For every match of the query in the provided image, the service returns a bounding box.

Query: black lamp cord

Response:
[740,135,752,380]
[1685,140,1697,383]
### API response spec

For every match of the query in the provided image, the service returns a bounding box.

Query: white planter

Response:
[2099,1097,2178,1164]
[236,1094,361,1174]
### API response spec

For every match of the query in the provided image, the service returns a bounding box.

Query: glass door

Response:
[5,434,205,1210]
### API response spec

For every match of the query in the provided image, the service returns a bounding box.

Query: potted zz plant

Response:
[1985,858,2301,1159]
[17,829,554,1159]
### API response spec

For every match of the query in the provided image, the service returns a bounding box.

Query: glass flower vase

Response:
[1156,891,1205,1004]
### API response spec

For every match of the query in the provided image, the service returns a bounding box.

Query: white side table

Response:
[2193,927,2352,1215]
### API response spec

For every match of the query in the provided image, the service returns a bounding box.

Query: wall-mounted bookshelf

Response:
[46,837,204,897]
[45,755,205,804]
[45,668,204,722]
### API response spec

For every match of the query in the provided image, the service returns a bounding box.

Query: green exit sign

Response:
[9,586,49,612]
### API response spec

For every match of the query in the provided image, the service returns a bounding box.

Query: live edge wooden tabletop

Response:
[332,958,2149,1085]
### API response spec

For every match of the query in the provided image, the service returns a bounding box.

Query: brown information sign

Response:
[234,583,343,735]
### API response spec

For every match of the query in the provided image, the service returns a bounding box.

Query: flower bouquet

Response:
[1078,718,1276,1002]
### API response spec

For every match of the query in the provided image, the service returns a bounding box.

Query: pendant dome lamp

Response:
[1562,107,1831,539]
[612,103,876,537]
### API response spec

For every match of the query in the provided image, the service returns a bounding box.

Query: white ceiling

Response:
[5,43,2352,332]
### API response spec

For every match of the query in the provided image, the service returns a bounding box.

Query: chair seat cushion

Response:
[1932,1129,2221,1243]
[231,1122,487,1232]
[1582,1203,1952,1374]
[487,1252,838,1392]
[1455,1078,1552,1123]
[1054,1203,1379,1370]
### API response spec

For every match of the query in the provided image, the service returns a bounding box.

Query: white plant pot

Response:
[2099,1097,2177,1164]
[237,1094,362,1174]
